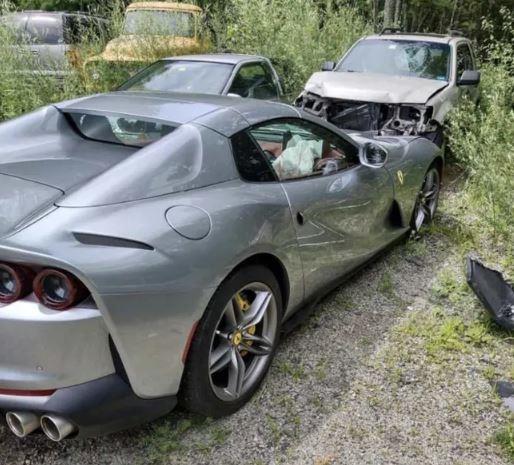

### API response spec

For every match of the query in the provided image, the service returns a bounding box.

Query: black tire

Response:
[410,165,441,234]
[179,265,283,418]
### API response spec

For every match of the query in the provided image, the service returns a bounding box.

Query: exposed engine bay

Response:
[296,92,439,137]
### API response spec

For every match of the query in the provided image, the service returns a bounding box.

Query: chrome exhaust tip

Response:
[6,411,40,437]
[40,415,76,441]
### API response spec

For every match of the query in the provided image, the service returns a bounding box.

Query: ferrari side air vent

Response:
[73,233,154,250]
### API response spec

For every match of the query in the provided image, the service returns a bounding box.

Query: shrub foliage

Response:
[209,0,370,98]
[447,7,514,245]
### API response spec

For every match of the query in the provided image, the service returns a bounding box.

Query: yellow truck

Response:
[86,2,205,87]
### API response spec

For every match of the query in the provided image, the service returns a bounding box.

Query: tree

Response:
[383,0,395,27]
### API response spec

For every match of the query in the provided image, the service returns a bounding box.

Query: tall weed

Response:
[209,0,370,98]
[447,7,514,246]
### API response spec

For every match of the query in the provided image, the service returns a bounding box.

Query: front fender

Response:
[382,136,442,226]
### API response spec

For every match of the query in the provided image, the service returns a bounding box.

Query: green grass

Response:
[398,306,494,359]
[277,360,306,380]
[495,419,514,461]
[143,415,229,462]
[145,418,198,458]
[378,271,395,298]
[403,238,428,259]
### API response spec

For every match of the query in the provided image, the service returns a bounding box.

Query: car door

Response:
[456,42,479,103]
[227,62,280,100]
[248,118,395,299]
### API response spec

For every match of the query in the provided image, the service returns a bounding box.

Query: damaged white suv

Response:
[296,29,480,147]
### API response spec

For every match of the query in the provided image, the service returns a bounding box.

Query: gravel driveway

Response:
[0,194,510,465]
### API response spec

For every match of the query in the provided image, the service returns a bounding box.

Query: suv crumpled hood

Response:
[304,71,447,104]
[0,174,61,238]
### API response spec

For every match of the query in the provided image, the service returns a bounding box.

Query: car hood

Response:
[304,71,448,104]
[0,174,62,238]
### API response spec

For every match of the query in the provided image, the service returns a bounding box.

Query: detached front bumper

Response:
[0,374,176,438]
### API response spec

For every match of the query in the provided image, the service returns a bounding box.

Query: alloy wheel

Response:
[414,167,440,232]
[208,283,278,401]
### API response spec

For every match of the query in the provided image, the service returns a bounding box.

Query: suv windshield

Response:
[123,10,194,37]
[119,60,234,94]
[338,39,451,81]
[66,112,176,147]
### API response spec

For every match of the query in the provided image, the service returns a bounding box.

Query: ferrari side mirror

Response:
[361,143,388,168]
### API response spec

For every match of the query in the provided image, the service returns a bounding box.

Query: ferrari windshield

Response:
[119,60,234,94]
[123,10,194,37]
[66,112,176,147]
[337,39,451,81]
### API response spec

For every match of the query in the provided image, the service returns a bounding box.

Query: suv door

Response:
[227,62,280,100]
[246,118,395,299]
[456,42,479,103]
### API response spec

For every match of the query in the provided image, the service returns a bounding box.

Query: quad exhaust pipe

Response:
[5,411,40,437]
[5,411,76,441]
[40,414,76,441]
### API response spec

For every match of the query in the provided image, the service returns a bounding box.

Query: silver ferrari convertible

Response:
[0,92,442,440]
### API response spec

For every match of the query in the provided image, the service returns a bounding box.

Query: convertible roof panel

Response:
[56,93,221,126]
[57,92,300,137]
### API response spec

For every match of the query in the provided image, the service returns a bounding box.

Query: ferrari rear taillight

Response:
[33,269,90,311]
[0,263,35,304]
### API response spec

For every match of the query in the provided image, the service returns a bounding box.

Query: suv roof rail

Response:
[448,29,464,37]
[379,27,403,35]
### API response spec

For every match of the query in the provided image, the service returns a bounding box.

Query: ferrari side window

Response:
[231,131,277,183]
[249,118,358,181]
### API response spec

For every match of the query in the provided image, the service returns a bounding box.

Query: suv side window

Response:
[228,62,278,100]
[248,118,359,181]
[456,43,474,78]
[26,14,64,45]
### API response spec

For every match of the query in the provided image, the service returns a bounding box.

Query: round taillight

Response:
[0,263,34,304]
[33,269,89,310]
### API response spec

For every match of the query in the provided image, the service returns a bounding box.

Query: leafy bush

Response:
[447,7,514,246]
[209,0,370,98]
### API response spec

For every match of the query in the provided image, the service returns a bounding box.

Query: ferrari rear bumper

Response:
[0,297,114,391]
[0,374,177,438]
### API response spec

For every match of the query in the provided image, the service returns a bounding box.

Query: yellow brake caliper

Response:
[235,292,255,356]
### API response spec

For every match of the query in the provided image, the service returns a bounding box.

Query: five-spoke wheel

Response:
[209,284,278,401]
[412,166,441,233]
[180,265,282,417]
